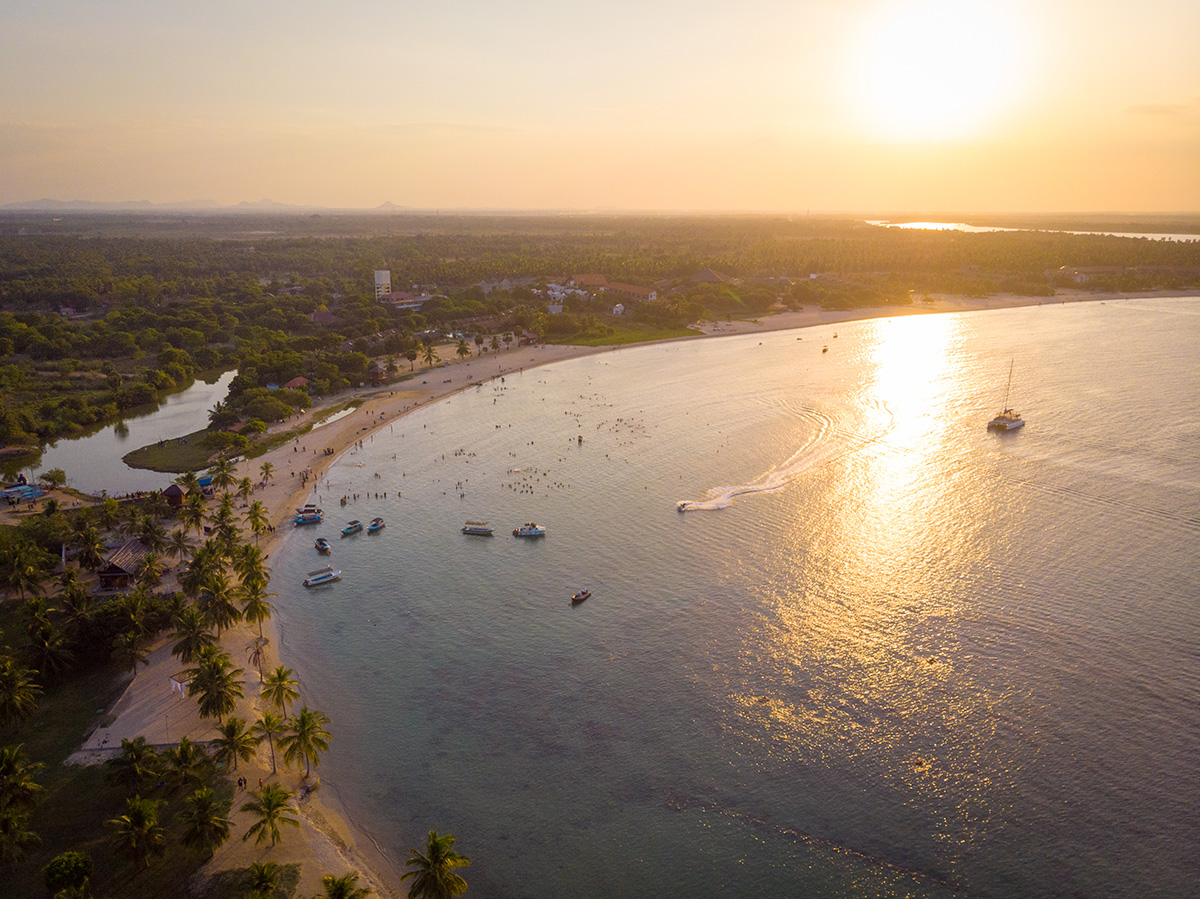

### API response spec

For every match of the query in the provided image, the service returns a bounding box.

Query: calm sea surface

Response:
[273,299,1200,899]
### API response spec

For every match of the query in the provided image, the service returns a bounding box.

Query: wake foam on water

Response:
[676,401,894,511]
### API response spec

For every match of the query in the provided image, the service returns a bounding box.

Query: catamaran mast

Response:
[1003,360,1014,410]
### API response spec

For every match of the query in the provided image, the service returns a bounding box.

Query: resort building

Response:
[97,538,153,591]
[374,270,392,299]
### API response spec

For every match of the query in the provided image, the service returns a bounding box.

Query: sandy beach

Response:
[41,287,1195,896]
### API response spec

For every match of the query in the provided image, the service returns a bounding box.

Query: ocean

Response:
[272,298,1200,898]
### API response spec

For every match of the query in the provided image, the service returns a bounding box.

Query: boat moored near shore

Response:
[302,566,341,587]
[367,517,385,533]
[342,519,363,536]
[315,537,331,553]
[513,522,546,537]
[462,521,494,536]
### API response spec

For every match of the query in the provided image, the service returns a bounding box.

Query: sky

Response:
[1,0,1197,212]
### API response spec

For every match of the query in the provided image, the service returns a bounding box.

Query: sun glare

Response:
[853,0,1025,141]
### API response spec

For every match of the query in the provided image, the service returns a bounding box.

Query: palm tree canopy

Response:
[321,871,373,899]
[107,795,165,868]
[177,786,233,857]
[0,745,44,813]
[401,830,470,899]
[277,706,331,777]
[213,717,258,771]
[240,783,300,847]
[0,656,42,728]
[263,666,300,718]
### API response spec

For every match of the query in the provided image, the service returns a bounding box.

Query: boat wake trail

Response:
[676,401,895,512]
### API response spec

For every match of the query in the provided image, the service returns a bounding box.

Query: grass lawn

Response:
[121,429,215,473]
[550,323,698,346]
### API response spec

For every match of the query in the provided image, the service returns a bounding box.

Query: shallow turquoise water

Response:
[274,299,1200,898]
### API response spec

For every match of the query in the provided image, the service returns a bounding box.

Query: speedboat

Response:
[367,517,385,533]
[513,522,546,538]
[302,566,341,587]
[462,521,494,536]
[342,519,363,536]
[294,511,323,526]
[571,589,591,605]
[314,537,331,553]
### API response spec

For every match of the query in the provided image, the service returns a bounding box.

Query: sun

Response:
[852,0,1026,141]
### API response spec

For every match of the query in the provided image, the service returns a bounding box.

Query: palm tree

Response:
[0,807,40,871]
[58,584,95,642]
[110,631,149,674]
[401,830,470,899]
[251,712,285,774]
[105,737,161,791]
[0,745,44,813]
[234,544,270,590]
[108,795,165,868]
[209,458,237,493]
[186,648,245,724]
[240,783,300,848]
[259,461,275,483]
[0,656,41,729]
[277,706,331,778]
[138,518,167,554]
[177,786,233,859]
[421,343,439,367]
[26,618,73,677]
[175,470,201,496]
[170,607,216,665]
[245,860,280,897]
[239,584,274,642]
[179,493,207,537]
[212,717,258,772]
[166,529,192,564]
[73,526,106,571]
[489,334,500,352]
[179,543,219,599]
[244,500,269,545]
[320,872,372,898]
[0,542,45,601]
[197,570,242,636]
[161,736,213,792]
[455,338,471,360]
[247,636,270,683]
[262,666,299,719]
[135,552,165,589]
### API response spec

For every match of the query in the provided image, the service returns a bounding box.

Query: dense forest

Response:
[1,214,1197,454]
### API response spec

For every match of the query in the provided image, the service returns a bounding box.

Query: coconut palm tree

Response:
[134,552,165,590]
[177,786,232,859]
[58,583,95,643]
[0,807,40,871]
[239,584,274,642]
[179,492,207,537]
[259,461,275,483]
[247,637,270,684]
[246,860,280,897]
[240,783,300,848]
[421,343,439,367]
[108,795,165,869]
[166,529,192,564]
[197,570,242,636]
[320,872,372,899]
[105,737,161,791]
[277,706,331,778]
[209,458,237,494]
[26,617,73,677]
[161,736,213,792]
[234,544,269,590]
[96,496,121,531]
[110,631,149,675]
[244,500,269,545]
[138,518,167,555]
[73,526,106,571]
[170,607,216,665]
[186,648,244,724]
[262,666,299,719]
[401,830,470,899]
[455,338,471,360]
[0,542,46,601]
[212,717,258,772]
[0,656,41,729]
[176,470,201,496]
[179,542,220,599]
[251,712,285,775]
[0,745,44,813]
[489,334,500,352]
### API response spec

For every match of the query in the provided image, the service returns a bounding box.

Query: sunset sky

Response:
[2,0,1197,212]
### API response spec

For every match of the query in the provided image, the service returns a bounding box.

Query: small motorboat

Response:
[462,521,494,536]
[297,503,323,516]
[367,517,385,533]
[294,511,323,526]
[342,519,363,537]
[513,522,546,538]
[314,537,331,553]
[571,589,591,605]
[302,566,341,587]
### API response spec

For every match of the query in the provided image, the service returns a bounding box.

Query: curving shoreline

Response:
[72,289,1196,896]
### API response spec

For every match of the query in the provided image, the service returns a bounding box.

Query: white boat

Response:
[513,522,546,538]
[462,521,494,536]
[988,361,1026,431]
[302,566,341,587]
[297,503,323,515]
[367,517,385,533]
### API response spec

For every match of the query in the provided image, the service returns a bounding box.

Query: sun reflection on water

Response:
[728,314,1012,865]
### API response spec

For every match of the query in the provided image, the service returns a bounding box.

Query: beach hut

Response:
[162,483,185,509]
[97,538,152,591]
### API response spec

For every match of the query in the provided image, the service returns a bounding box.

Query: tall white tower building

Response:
[374,270,392,299]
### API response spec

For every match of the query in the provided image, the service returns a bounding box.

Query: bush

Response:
[43,851,93,894]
